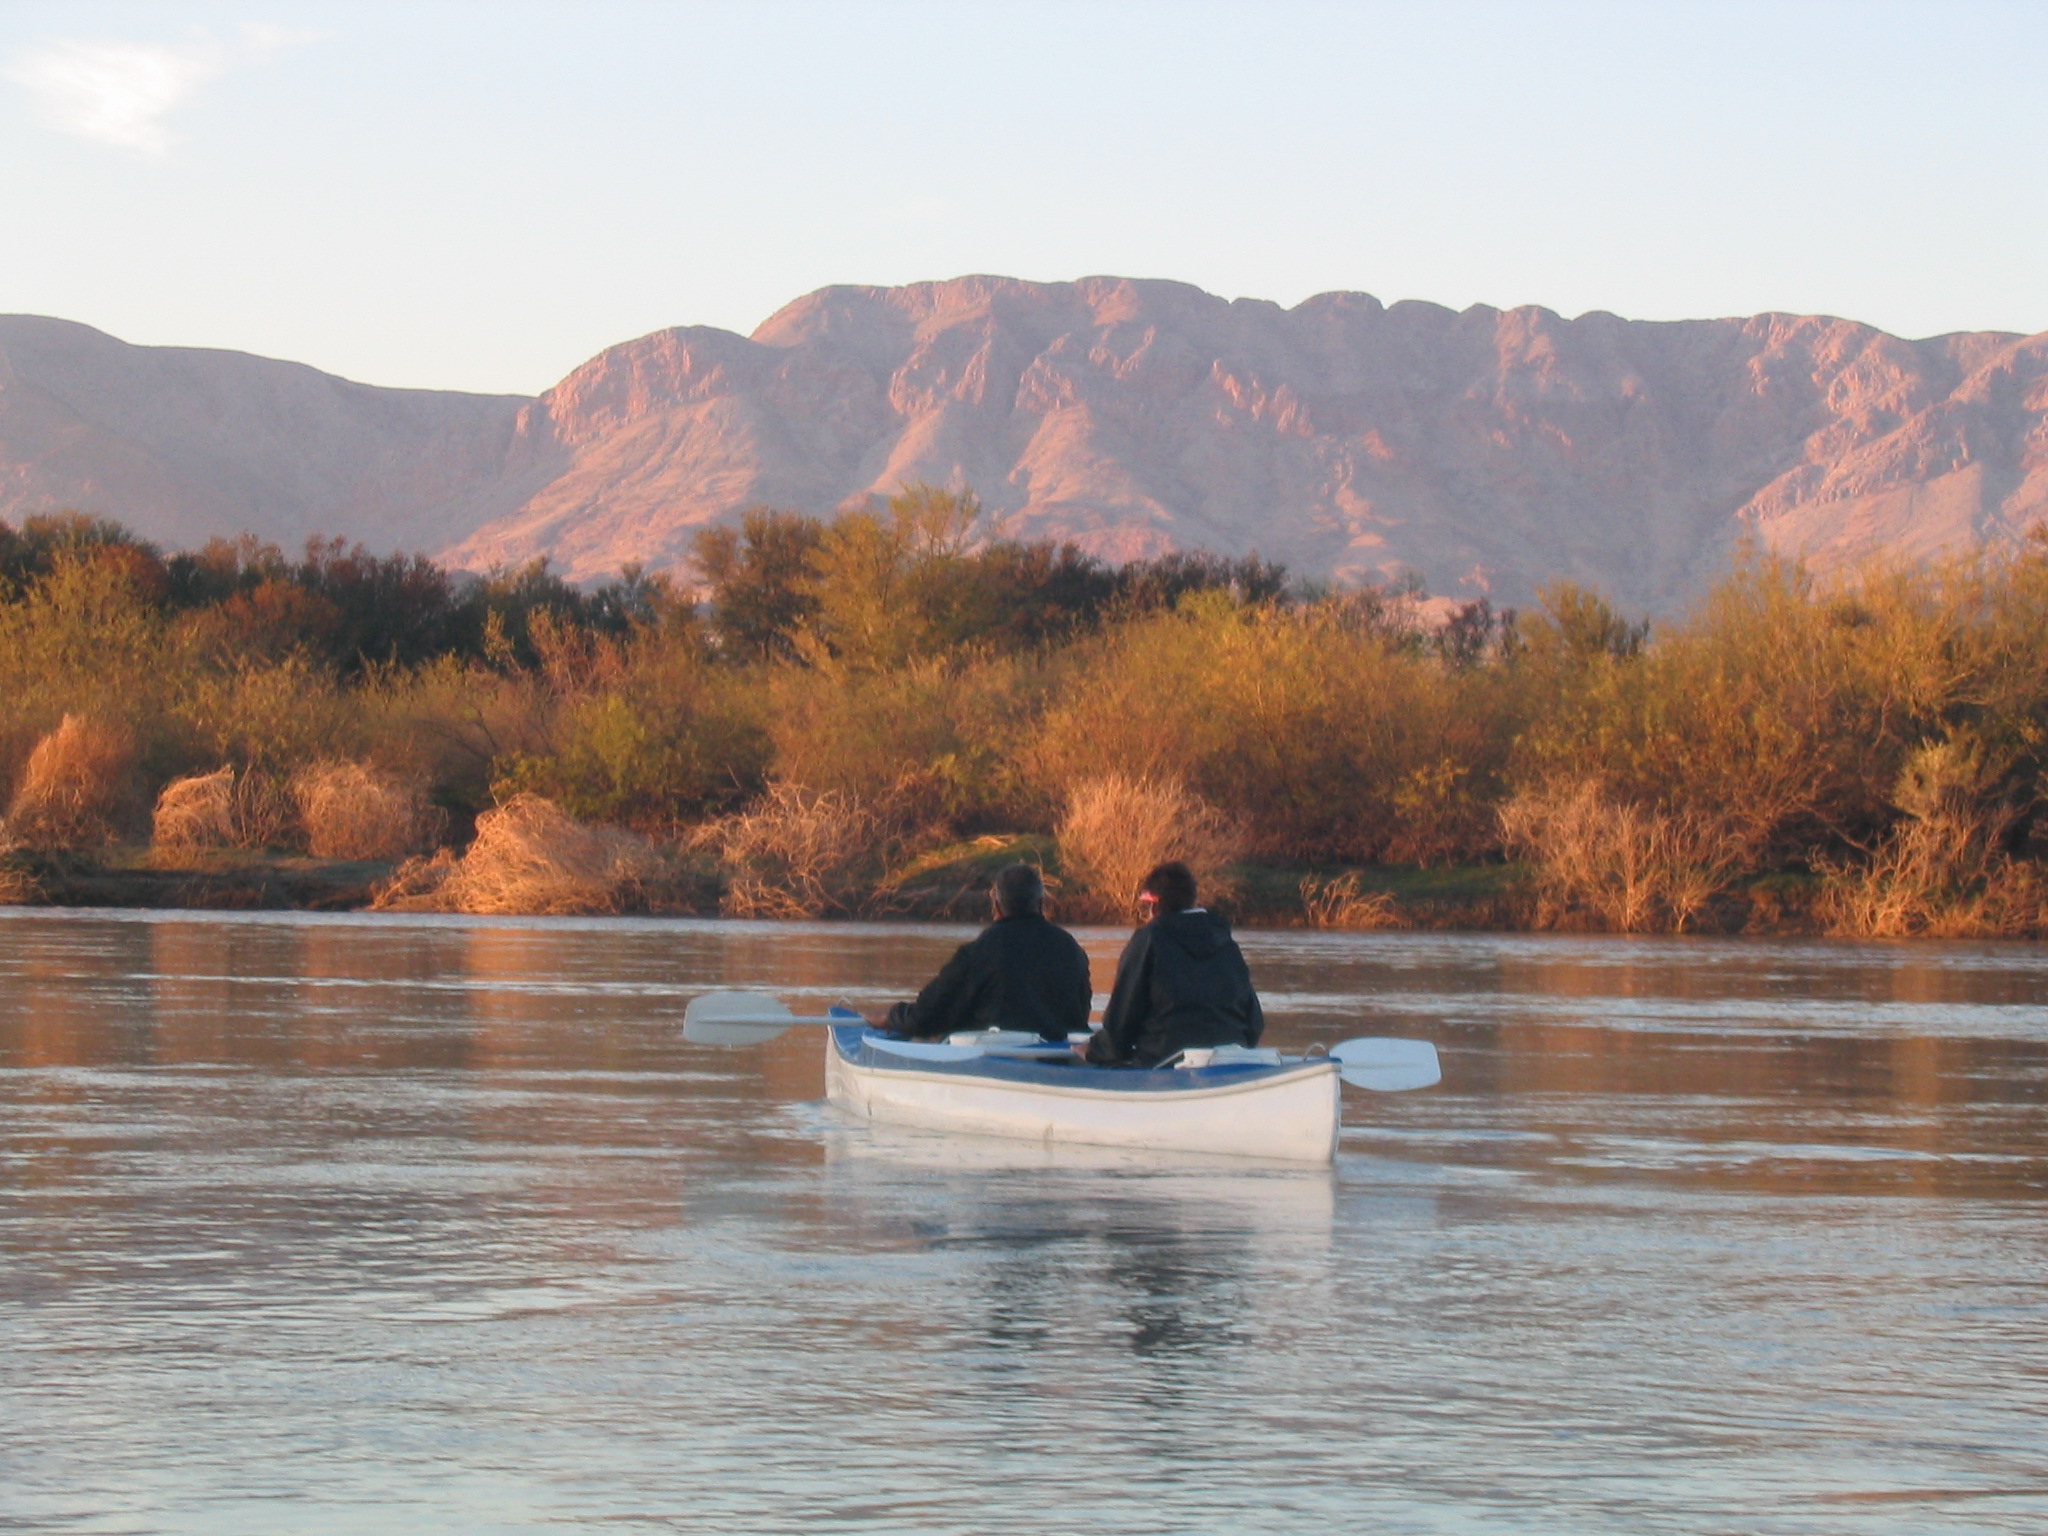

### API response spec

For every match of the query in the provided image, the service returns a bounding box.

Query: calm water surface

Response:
[2,909,2045,1534]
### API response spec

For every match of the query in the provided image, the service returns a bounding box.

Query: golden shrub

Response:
[1500,778,1749,933]
[698,782,899,919]
[1814,737,2037,938]
[373,793,665,916]
[1033,598,1504,864]
[6,714,138,850]
[150,767,303,855]
[291,762,440,861]
[151,768,238,851]
[1055,774,1242,921]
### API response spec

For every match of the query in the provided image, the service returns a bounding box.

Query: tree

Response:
[691,508,826,661]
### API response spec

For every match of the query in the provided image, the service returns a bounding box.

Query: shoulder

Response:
[1043,919,1088,954]
[1117,924,1158,959]
[958,924,1005,956]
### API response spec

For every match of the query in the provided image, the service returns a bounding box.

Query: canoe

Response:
[822,1015,1342,1163]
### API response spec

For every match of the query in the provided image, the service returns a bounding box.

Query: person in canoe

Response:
[867,863,1093,1043]
[1083,860,1264,1068]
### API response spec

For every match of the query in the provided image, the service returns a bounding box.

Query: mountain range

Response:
[4,276,2045,612]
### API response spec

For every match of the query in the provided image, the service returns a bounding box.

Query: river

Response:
[2,909,2044,1534]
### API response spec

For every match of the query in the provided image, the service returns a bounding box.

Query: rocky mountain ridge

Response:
[5,276,2045,612]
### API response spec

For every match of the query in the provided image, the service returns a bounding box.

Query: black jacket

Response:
[886,913,1093,1042]
[1088,908,1264,1068]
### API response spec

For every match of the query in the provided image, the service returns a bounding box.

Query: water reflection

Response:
[820,1125,1337,1362]
[1,910,2045,1534]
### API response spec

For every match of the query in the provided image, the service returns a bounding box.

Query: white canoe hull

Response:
[824,1027,1341,1163]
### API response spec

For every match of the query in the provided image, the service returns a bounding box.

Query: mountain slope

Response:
[0,315,544,555]
[442,276,2048,609]
[6,281,2046,612]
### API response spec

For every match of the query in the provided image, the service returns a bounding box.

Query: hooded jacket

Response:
[885,912,1093,1042]
[1088,908,1264,1068]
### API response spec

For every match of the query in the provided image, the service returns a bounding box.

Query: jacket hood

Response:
[1151,908,1231,959]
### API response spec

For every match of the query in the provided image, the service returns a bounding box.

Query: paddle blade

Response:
[684,990,795,1046]
[1329,1037,1441,1092]
[866,1037,986,1064]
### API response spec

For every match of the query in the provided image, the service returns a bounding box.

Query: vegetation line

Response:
[3,487,2046,938]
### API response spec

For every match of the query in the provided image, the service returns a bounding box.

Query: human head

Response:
[1137,861,1197,917]
[993,862,1046,918]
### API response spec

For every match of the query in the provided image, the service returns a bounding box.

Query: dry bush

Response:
[1056,774,1243,921]
[1500,778,1750,933]
[697,782,907,919]
[373,793,666,915]
[291,762,442,861]
[1033,599,1505,864]
[369,847,460,909]
[760,654,1040,832]
[0,827,36,904]
[6,714,138,850]
[152,768,237,851]
[151,768,303,855]
[231,772,301,849]
[1299,872,1402,930]
[1815,816,2004,938]
[1814,738,2040,938]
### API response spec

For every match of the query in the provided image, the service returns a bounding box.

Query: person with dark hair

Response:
[870,864,1093,1042]
[1084,860,1264,1068]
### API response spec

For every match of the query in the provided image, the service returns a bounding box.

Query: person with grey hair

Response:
[869,864,1093,1042]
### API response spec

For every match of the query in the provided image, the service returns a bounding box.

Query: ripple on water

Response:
[2,910,2045,1535]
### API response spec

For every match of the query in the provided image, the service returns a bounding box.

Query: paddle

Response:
[682,990,851,1046]
[687,989,1443,1090]
[1328,1037,1442,1092]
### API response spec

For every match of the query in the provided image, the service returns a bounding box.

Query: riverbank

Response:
[0,839,1866,935]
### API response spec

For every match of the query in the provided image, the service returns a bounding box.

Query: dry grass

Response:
[1500,778,1750,933]
[151,767,304,856]
[373,793,665,915]
[370,847,460,909]
[1055,774,1243,921]
[151,768,237,851]
[232,772,301,850]
[6,714,137,850]
[1299,871,1402,930]
[696,782,900,918]
[291,762,442,861]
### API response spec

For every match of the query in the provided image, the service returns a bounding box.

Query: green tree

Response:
[690,509,827,661]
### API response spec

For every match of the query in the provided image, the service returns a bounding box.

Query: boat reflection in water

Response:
[818,1116,1340,1360]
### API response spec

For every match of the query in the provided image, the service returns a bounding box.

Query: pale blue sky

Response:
[2,0,2041,395]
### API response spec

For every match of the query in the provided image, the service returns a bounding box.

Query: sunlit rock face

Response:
[7,280,2047,612]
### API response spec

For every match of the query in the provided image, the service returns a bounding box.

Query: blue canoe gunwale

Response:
[828,1023,1331,1097]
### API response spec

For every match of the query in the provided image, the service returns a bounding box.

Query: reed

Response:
[1299,871,1401,930]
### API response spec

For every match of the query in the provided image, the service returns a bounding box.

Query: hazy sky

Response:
[3,0,2042,395]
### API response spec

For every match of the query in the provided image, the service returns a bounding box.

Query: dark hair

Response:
[993,863,1046,917]
[1139,861,1197,913]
